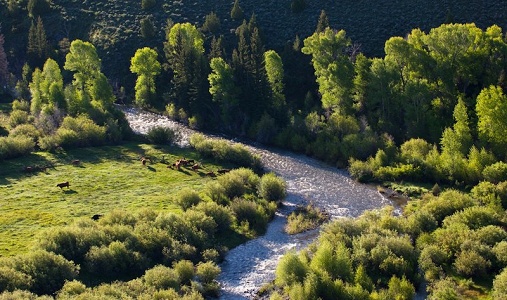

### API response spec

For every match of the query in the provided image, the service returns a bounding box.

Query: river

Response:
[120,106,395,299]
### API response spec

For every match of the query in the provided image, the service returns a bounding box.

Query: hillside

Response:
[2,0,506,83]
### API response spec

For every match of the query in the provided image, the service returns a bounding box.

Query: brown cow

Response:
[205,171,216,177]
[191,164,200,171]
[56,181,70,189]
[71,159,80,166]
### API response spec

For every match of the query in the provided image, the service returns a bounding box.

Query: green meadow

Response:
[0,143,226,256]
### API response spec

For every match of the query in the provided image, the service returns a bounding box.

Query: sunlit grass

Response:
[0,142,226,256]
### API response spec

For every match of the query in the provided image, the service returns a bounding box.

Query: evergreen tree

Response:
[201,11,221,35]
[230,0,244,20]
[27,17,49,67]
[0,32,9,87]
[140,17,156,40]
[315,10,329,33]
[164,23,209,118]
[209,35,225,59]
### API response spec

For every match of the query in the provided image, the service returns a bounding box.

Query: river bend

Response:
[120,106,392,299]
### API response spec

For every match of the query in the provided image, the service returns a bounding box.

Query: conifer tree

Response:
[27,17,49,67]
[315,10,329,33]
[0,32,9,86]
[230,0,244,20]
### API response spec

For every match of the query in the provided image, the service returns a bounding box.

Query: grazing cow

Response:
[178,158,189,166]
[191,164,200,171]
[56,181,70,189]
[71,159,80,166]
[205,171,216,177]
[217,169,231,174]
[91,214,103,221]
[141,157,147,166]
[187,159,195,165]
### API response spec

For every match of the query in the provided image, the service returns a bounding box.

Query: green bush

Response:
[173,260,194,285]
[374,164,422,182]
[230,198,267,234]
[11,100,30,112]
[275,251,308,287]
[8,124,40,141]
[146,126,177,145]
[493,268,507,300]
[454,250,491,278]
[483,162,507,183]
[258,173,286,202]
[143,265,180,290]
[9,110,30,128]
[85,241,148,278]
[175,188,202,211]
[195,202,234,232]
[442,206,500,230]
[56,116,107,148]
[0,135,35,159]
[12,250,79,295]
[348,158,375,182]
[0,266,32,292]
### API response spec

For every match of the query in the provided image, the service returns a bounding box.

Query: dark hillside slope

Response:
[2,0,506,83]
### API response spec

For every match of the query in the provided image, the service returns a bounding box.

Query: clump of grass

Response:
[285,204,329,235]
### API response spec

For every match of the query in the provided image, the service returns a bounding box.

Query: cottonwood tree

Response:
[64,40,114,115]
[476,85,507,154]
[208,57,239,129]
[302,28,354,116]
[264,50,287,121]
[29,58,64,115]
[130,47,161,107]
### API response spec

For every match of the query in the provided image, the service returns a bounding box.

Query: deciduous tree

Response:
[130,47,161,107]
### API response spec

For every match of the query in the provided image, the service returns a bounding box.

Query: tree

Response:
[264,50,286,115]
[201,11,221,35]
[476,85,507,153]
[302,28,354,115]
[64,40,114,114]
[315,10,329,33]
[164,23,209,117]
[140,17,156,40]
[27,17,49,67]
[0,32,9,86]
[208,57,239,128]
[29,59,64,115]
[27,0,49,18]
[141,0,156,10]
[130,47,161,107]
[230,0,244,20]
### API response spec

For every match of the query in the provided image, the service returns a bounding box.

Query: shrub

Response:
[146,126,177,145]
[275,251,308,287]
[442,206,500,230]
[258,173,287,202]
[173,260,194,285]
[85,241,148,278]
[204,181,229,205]
[374,164,422,182]
[195,202,234,232]
[8,109,30,128]
[399,138,432,165]
[0,266,32,292]
[286,205,328,234]
[175,188,202,211]
[493,268,507,300]
[11,100,30,112]
[57,280,87,298]
[348,158,374,182]
[143,265,180,290]
[230,198,268,234]
[453,250,491,277]
[493,241,507,267]
[57,116,106,148]
[8,124,40,141]
[12,250,79,295]
[483,162,507,183]
[0,135,35,159]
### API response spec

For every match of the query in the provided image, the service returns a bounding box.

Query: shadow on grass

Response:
[62,189,78,195]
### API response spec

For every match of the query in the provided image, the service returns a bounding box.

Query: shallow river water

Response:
[120,106,395,299]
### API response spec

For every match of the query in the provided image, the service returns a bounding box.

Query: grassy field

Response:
[0,142,228,257]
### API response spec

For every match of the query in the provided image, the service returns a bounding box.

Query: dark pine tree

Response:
[315,10,330,33]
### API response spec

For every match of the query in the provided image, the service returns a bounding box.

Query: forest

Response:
[1,0,507,299]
